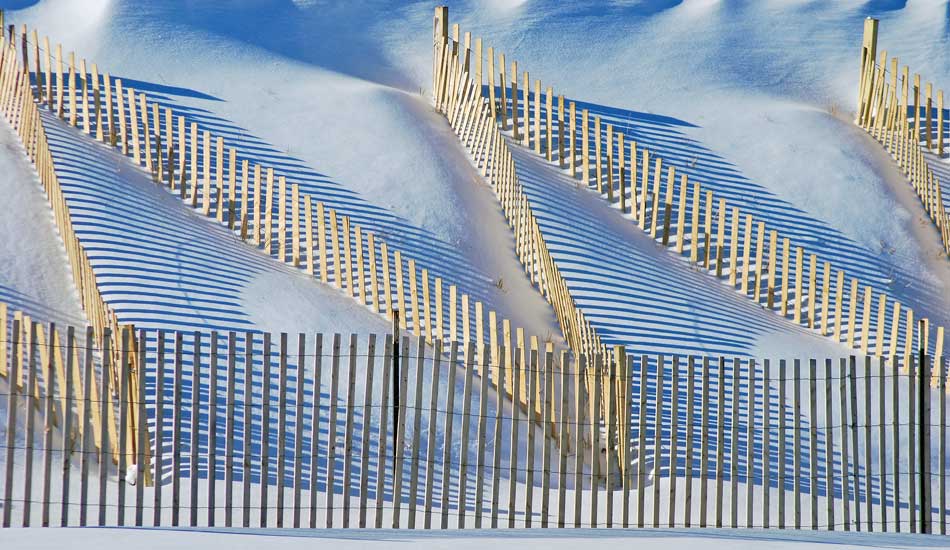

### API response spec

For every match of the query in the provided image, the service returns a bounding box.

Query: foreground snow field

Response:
[3,526,950,550]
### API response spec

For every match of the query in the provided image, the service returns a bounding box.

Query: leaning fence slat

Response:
[698,357,710,528]
[60,326,76,527]
[684,356,696,527]
[824,359,835,530]
[459,341,476,528]
[778,359,787,529]
[557,354,572,528]
[135,330,148,526]
[492,347,508,528]
[541,346,554,528]
[714,357,725,529]
[575,354,588,528]
[21,322,35,528]
[372,334,393,529]
[242,332,254,528]
[422,339,441,529]
[892,356,900,532]
[849,356,861,532]
[153,330,166,527]
[225,333,237,527]
[864,356,873,532]
[207,331,219,527]
[473,343,490,528]
[259,332,272,528]
[276,333,288,528]
[310,334,325,529]
[325,334,341,528]
[342,334,359,528]
[189,332,202,527]
[940,356,947,535]
[407,337,427,529]
[507,345,522,528]
[528,348,541,528]
[293,334,307,528]
[439,340,459,529]
[40,324,58,528]
[668,356,679,528]
[114,328,129,527]
[2,319,21,528]
[879,356,887,532]
[763,359,771,529]
[746,359,755,529]
[809,359,819,530]
[840,358,852,530]
[652,354,664,528]
[731,357,740,529]
[793,359,802,529]
[358,335,377,528]
[390,336,409,526]
[96,328,112,527]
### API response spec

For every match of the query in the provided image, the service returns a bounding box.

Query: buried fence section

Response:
[0,321,947,530]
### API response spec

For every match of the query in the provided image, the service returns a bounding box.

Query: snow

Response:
[2,526,950,549]
[0,120,85,328]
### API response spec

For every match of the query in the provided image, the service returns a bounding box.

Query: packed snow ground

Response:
[4,526,950,550]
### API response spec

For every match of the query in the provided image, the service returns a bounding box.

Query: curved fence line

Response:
[429,10,947,382]
[855,18,950,261]
[0,15,565,452]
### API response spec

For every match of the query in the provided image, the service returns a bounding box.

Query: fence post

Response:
[893,356,901,532]
[824,359,835,530]
[423,339,441,529]
[557,350,570,528]
[762,359,771,529]
[920,344,931,534]
[60,326,76,526]
[494,347,511,529]
[326,334,341,528]
[391,308,401,479]
[668,356,679,527]
[342,334,358,528]
[858,18,879,118]
[940,356,947,535]
[731,357,740,529]
[208,331,219,527]
[439,340,458,529]
[793,359,801,529]
[839,358,852,531]
[225,332,237,527]
[458,341,476,528]
[243,332,255,528]
[96,327,111,527]
[508,345,523,527]
[809,359,819,530]
[698,357,710,528]
[358,335,377,529]
[407,338,427,528]
[2,319,20,528]
[375,335,391,529]
[683,356,695,527]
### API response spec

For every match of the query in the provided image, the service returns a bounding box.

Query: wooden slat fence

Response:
[855,18,950,259]
[1,315,949,532]
[429,9,949,430]
[0,12,580,465]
